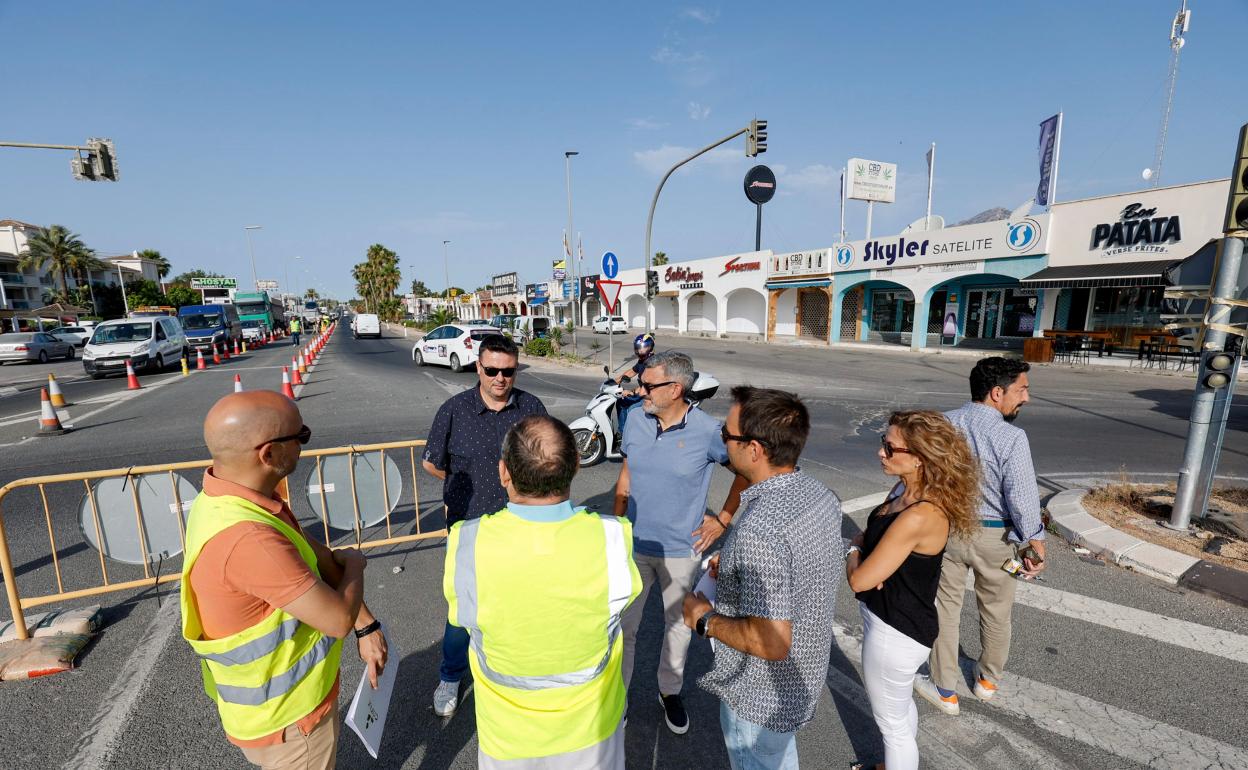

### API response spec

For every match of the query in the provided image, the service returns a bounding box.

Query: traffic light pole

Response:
[643,126,750,334]
[0,138,118,181]
[1168,235,1245,530]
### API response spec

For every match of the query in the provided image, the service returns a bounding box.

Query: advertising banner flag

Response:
[1037,113,1062,206]
[563,230,572,258]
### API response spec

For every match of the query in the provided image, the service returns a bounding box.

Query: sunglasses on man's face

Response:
[255,424,312,450]
[637,379,677,394]
[481,366,516,378]
[721,426,769,448]
[880,435,915,459]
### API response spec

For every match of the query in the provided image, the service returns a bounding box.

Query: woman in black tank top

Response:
[845,411,980,770]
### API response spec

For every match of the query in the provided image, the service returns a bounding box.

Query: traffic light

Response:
[88,138,118,181]
[646,270,659,298]
[71,153,95,181]
[1201,350,1238,390]
[746,119,768,157]
[1225,124,1248,234]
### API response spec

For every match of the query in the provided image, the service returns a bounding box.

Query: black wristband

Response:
[354,619,381,639]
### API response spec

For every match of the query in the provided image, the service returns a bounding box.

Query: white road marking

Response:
[0,386,17,397]
[424,371,463,397]
[61,595,181,770]
[841,491,889,514]
[832,621,1248,769]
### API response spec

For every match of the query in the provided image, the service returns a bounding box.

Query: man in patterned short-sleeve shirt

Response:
[684,386,842,769]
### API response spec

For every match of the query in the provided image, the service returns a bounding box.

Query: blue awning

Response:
[529,296,548,306]
[765,279,831,289]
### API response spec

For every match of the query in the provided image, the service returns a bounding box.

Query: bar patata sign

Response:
[830,214,1050,273]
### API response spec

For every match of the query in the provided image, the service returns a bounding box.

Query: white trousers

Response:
[859,603,931,770]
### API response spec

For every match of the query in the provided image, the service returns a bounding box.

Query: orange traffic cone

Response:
[298,352,307,376]
[212,344,221,366]
[280,367,296,399]
[125,359,142,390]
[233,374,243,393]
[197,349,207,370]
[222,342,232,361]
[47,373,70,407]
[291,357,304,385]
[233,340,241,356]
[37,387,68,436]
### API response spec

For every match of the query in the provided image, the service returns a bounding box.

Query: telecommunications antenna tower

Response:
[1149,0,1191,188]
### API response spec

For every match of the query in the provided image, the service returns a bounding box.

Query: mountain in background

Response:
[954,207,1011,226]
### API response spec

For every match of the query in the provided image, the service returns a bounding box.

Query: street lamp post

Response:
[565,151,579,351]
[117,263,130,315]
[244,225,262,290]
[442,240,451,309]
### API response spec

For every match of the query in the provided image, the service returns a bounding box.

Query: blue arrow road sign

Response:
[601,251,619,279]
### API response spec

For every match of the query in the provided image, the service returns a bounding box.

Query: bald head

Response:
[204,391,302,465]
[501,415,577,499]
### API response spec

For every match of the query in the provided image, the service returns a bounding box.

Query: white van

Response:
[83,316,189,379]
[352,313,381,339]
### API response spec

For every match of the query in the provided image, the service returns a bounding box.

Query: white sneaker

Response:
[433,680,459,717]
[913,674,960,715]
[973,666,999,701]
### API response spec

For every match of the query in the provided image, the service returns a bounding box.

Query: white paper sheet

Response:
[345,626,399,759]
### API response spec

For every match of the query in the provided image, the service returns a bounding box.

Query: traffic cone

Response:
[223,341,232,361]
[125,359,142,390]
[233,340,240,357]
[37,388,68,436]
[197,349,207,370]
[47,373,70,407]
[291,357,304,386]
[298,352,307,376]
[233,374,243,393]
[241,340,248,354]
[280,367,296,399]
[181,356,190,377]
[212,344,221,366]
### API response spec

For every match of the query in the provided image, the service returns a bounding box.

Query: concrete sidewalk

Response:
[1047,488,1248,607]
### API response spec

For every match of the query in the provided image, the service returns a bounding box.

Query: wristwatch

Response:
[846,544,862,559]
[696,610,717,638]
[354,619,382,639]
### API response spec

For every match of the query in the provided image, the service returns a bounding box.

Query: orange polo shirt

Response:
[188,469,340,747]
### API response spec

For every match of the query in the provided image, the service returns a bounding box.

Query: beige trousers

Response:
[930,528,1018,691]
[239,701,340,770]
[620,552,702,696]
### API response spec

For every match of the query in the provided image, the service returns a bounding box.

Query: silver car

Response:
[0,332,76,364]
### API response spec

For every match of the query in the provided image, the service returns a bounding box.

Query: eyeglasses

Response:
[638,379,677,393]
[721,426,769,448]
[880,435,916,459]
[481,366,516,378]
[255,424,312,450]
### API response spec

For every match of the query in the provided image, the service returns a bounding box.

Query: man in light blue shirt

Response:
[612,351,748,735]
[916,357,1047,716]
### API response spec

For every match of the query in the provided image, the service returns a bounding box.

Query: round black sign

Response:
[744,165,776,205]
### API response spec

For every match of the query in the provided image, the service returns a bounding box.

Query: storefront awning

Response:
[1019,259,1176,289]
[765,279,832,290]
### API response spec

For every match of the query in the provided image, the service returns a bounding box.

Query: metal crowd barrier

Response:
[0,439,438,640]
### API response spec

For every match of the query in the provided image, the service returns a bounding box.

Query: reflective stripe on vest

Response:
[213,634,337,706]
[454,514,632,691]
[198,617,303,666]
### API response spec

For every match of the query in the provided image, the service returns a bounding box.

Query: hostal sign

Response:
[1091,203,1181,257]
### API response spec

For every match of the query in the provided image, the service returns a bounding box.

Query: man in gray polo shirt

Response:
[613,351,748,734]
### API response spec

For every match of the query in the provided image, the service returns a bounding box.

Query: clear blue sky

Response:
[2,1,1243,299]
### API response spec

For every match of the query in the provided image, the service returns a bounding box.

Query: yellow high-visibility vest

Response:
[444,507,641,761]
[180,494,342,742]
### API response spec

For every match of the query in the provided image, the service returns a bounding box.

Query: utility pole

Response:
[1150,1,1191,187]
[244,225,262,290]
[565,151,579,353]
[442,240,451,312]
[117,263,130,315]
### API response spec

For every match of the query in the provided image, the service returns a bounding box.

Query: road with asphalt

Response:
[1,325,1247,769]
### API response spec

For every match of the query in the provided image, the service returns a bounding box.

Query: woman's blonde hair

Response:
[888,410,980,538]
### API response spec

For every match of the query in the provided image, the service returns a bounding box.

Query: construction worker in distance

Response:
[289,316,302,347]
[444,415,642,768]
[181,391,387,770]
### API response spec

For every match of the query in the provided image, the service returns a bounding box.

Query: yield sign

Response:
[597,279,623,314]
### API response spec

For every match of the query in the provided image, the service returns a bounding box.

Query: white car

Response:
[412,324,502,372]
[47,325,92,347]
[83,316,189,378]
[592,315,628,334]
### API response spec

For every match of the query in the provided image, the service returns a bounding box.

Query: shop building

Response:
[830,214,1051,350]
[611,251,770,336]
[766,249,833,343]
[1023,179,1229,350]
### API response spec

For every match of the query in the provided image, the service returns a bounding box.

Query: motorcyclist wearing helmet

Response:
[616,333,655,433]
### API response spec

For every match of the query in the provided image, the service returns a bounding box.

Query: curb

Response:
[1047,488,1248,606]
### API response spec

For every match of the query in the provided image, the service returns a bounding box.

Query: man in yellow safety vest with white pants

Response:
[181,391,387,769]
[444,415,641,768]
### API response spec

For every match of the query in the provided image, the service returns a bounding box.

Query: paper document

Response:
[694,570,717,605]
[345,627,399,759]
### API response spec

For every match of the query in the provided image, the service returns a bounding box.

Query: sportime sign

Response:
[719,256,761,277]
[1090,203,1182,257]
[830,215,1048,273]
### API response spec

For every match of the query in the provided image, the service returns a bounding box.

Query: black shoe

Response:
[659,693,689,734]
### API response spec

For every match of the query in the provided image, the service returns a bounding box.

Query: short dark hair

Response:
[478,333,519,359]
[969,357,1030,402]
[729,386,809,468]
[502,415,578,498]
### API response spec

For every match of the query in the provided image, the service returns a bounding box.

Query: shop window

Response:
[1000,289,1039,337]
[1089,287,1163,332]
[926,291,947,334]
[870,289,914,333]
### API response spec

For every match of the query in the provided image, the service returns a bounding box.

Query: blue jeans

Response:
[440,621,470,683]
[291,332,301,346]
[616,395,642,436]
[719,701,799,770]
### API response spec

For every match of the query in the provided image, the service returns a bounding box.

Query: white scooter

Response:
[570,365,720,467]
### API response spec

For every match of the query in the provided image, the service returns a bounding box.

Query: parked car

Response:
[592,315,628,334]
[0,332,75,364]
[412,324,501,372]
[511,315,551,344]
[47,325,92,347]
[489,314,520,330]
[352,313,381,339]
[83,317,188,378]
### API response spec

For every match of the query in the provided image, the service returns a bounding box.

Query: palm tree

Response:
[653,251,669,266]
[19,225,91,299]
[67,252,109,314]
[138,249,171,280]
[304,288,320,300]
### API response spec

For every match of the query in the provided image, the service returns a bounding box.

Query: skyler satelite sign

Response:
[830,214,1050,273]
